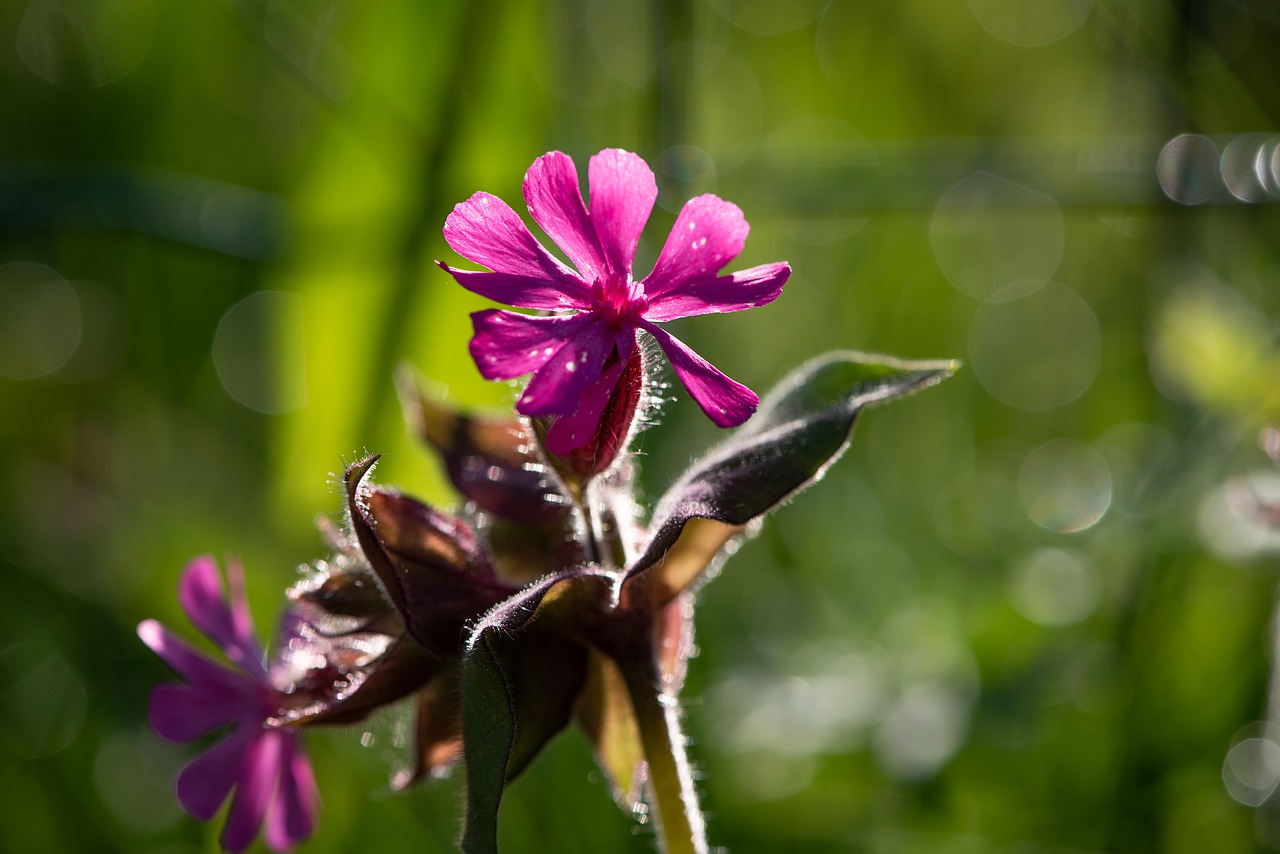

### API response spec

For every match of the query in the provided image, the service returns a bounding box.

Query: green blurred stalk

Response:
[355,0,497,447]
[621,657,708,854]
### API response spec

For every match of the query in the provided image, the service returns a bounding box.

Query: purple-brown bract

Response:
[439,148,791,453]
[137,557,318,852]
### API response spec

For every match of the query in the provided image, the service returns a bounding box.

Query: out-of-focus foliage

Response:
[4,0,1280,851]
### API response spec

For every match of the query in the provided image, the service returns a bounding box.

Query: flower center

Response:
[590,275,648,326]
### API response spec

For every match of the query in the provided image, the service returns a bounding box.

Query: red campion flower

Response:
[138,557,318,852]
[439,148,790,454]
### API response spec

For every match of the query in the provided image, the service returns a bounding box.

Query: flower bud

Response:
[567,347,644,480]
[532,347,645,490]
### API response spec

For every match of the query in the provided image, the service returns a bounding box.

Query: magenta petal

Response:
[149,682,253,743]
[640,321,758,427]
[443,193,589,307]
[138,620,252,694]
[176,724,256,821]
[516,320,614,417]
[587,149,657,278]
[643,195,749,298]
[544,332,636,454]
[222,559,267,680]
[179,557,265,680]
[524,151,606,283]
[643,262,791,322]
[221,729,283,853]
[264,736,318,852]
[469,309,595,380]
[440,264,589,312]
[177,556,237,649]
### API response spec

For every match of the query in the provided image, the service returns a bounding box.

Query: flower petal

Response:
[176,723,256,820]
[515,319,615,417]
[263,735,318,852]
[149,682,253,743]
[222,728,284,853]
[468,309,595,381]
[177,557,235,647]
[439,265,589,312]
[643,262,791,322]
[640,321,758,427]
[587,149,657,279]
[643,195,748,298]
[138,619,252,694]
[442,193,589,308]
[544,331,636,454]
[179,556,266,681]
[523,151,607,283]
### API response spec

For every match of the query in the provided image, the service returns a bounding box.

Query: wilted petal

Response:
[516,319,614,417]
[264,735,318,852]
[587,149,657,279]
[468,309,595,381]
[640,321,758,428]
[644,262,791,322]
[221,729,283,853]
[149,682,253,743]
[176,723,256,820]
[524,151,606,282]
[643,195,748,298]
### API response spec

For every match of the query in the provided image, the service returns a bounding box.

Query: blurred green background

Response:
[5,0,1280,851]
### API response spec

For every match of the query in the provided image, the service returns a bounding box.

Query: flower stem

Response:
[621,660,707,854]
[574,486,603,567]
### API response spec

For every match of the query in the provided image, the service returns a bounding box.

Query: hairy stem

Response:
[577,488,602,567]
[621,659,707,854]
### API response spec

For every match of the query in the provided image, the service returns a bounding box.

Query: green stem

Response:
[576,487,602,567]
[621,660,707,854]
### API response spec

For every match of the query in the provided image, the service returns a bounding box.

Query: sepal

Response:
[342,456,514,657]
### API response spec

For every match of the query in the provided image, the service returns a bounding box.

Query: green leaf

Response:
[460,569,613,854]
[575,648,646,809]
[460,627,517,854]
[625,352,958,603]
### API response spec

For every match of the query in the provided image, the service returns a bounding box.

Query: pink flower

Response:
[439,148,790,453]
[138,557,318,853]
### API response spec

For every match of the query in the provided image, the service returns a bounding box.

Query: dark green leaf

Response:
[460,568,614,854]
[624,352,958,602]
